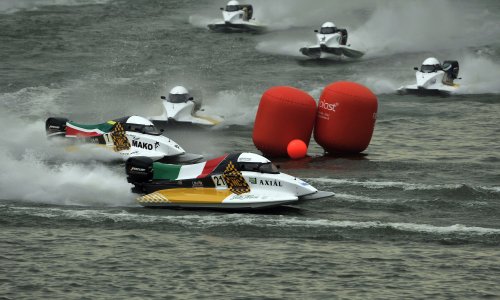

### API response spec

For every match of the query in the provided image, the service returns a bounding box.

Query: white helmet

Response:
[422,57,440,65]
[227,0,240,5]
[169,85,189,95]
[420,57,441,73]
[320,22,337,34]
[168,86,191,103]
[321,22,336,28]
[126,116,154,126]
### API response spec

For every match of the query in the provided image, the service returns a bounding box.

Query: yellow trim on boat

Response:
[193,114,222,125]
[138,188,233,204]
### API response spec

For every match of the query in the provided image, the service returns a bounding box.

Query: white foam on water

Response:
[277,218,500,235]
[351,0,499,58]
[307,177,500,195]
[0,149,134,206]
[455,54,500,95]
[0,86,65,118]
[0,114,133,206]
[9,206,500,236]
[480,186,500,193]
[0,0,111,13]
[306,177,463,191]
[251,0,378,31]
[188,15,219,29]
[255,38,311,58]
[356,76,400,95]
[334,193,402,204]
[306,87,324,100]
[203,90,259,127]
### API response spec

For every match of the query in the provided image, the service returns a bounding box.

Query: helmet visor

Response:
[320,27,336,34]
[226,5,239,12]
[421,65,437,73]
[168,93,189,103]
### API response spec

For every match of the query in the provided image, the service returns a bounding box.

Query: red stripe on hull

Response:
[197,155,228,178]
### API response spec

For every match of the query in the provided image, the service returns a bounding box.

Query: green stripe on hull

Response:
[153,163,182,180]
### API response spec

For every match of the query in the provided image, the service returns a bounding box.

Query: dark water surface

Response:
[1,0,499,299]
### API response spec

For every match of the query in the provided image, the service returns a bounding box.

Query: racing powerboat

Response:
[126,152,334,209]
[45,115,203,163]
[149,86,223,126]
[398,57,460,96]
[208,1,266,33]
[300,22,364,59]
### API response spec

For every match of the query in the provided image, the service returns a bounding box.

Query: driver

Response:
[319,22,348,45]
[420,57,442,73]
[242,6,249,21]
[319,22,338,35]
[168,86,191,103]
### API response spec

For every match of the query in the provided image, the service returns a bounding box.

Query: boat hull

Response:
[300,45,364,59]
[208,22,266,33]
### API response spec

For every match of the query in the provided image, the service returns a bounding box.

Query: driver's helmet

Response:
[320,22,337,34]
[168,86,190,103]
[420,57,441,73]
[124,116,162,135]
[226,0,240,12]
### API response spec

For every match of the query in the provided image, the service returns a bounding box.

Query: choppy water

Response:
[1,0,499,299]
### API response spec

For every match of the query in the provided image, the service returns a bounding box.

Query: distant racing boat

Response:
[208,0,266,33]
[300,22,364,59]
[398,57,460,96]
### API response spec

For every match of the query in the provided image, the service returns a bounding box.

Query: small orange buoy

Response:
[253,86,316,157]
[287,139,307,159]
[314,81,378,154]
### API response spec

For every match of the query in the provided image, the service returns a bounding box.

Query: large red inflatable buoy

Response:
[314,81,378,154]
[253,86,317,157]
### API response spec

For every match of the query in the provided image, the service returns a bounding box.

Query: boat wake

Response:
[3,205,499,241]
[0,0,111,14]
[306,177,499,194]
[0,114,133,207]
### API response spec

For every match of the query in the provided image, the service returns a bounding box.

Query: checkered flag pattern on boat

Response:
[111,122,131,151]
[223,161,250,195]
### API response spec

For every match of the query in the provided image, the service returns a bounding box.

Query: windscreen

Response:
[238,162,279,174]
[142,125,162,136]
[126,124,162,136]
[168,93,189,103]
[421,65,437,73]
[225,5,239,12]
[258,163,279,174]
[320,27,336,34]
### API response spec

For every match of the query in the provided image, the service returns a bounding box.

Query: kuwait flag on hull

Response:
[153,155,228,180]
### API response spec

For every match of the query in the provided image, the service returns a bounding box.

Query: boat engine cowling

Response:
[442,60,459,79]
[126,156,154,183]
[45,117,68,137]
